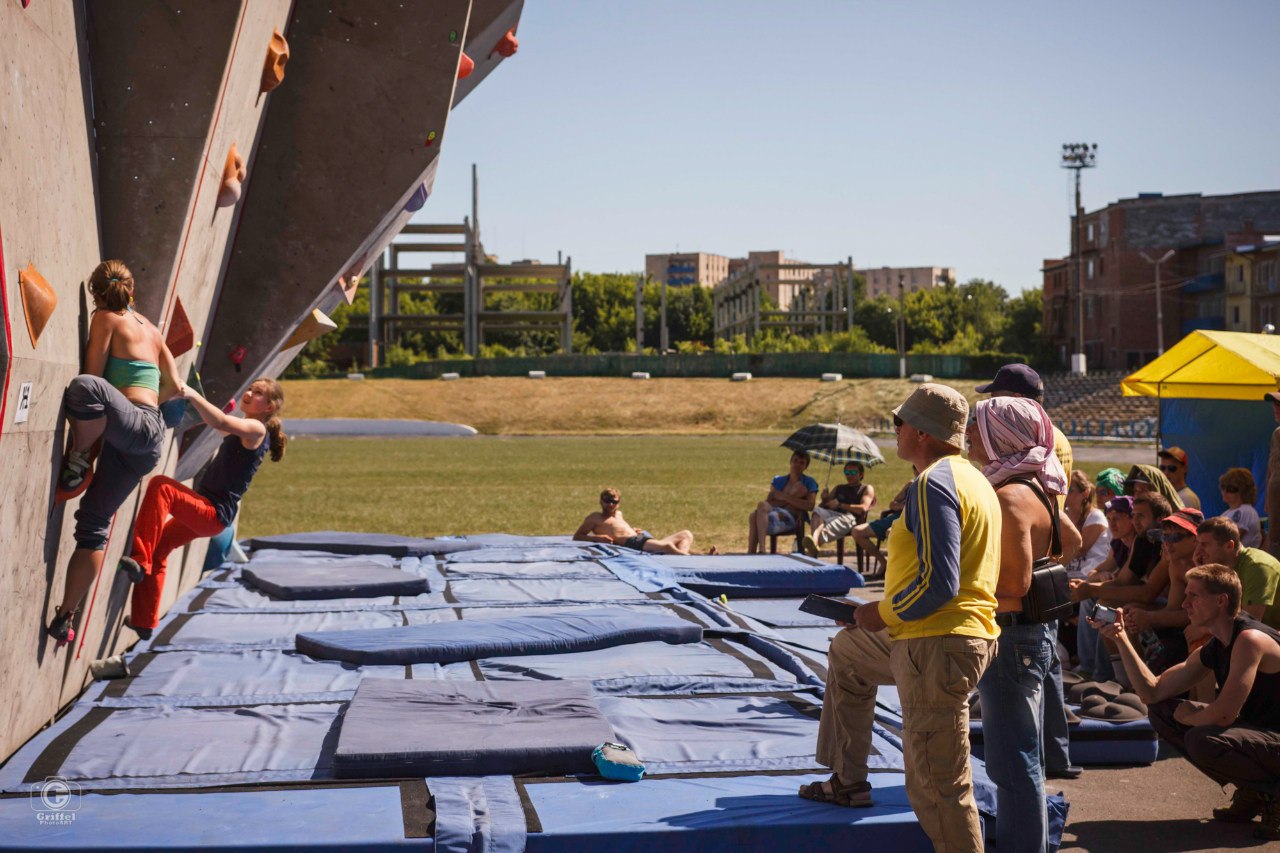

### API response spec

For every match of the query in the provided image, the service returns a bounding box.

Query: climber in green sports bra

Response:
[103,356,161,393]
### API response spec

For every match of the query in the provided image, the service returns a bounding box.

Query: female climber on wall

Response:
[47,260,183,644]
[117,378,287,639]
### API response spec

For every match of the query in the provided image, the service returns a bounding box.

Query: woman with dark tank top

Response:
[117,378,287,639]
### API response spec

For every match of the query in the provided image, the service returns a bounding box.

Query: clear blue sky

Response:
[418,0,1280,293]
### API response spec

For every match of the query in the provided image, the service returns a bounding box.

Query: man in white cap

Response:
[801,384,1000,853]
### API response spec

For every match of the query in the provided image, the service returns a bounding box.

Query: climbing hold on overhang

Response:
[405,183,429,213]
[424,131,438,148]
[165,296,194,356]
[339,272,360,304]
[18,263,57,348]
[217,143,246,208]
[457,52,474,79]
[284,308,338,349]
[261,28,290,94]
[493,29,518,58]
[228,345,247,373]
[449,29,459,44]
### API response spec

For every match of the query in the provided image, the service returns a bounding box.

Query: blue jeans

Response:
[1041,620,1072,772]
[1075,599,1115,681]
[979,620,1053,853]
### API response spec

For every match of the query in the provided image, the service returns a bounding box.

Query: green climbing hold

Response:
[449,29,458,43]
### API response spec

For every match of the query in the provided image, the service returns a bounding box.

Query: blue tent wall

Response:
[1160,399,1273,519]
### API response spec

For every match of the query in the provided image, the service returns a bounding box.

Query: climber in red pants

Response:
[121,378,287,638]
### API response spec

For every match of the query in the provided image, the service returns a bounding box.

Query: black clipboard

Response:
[798,594,859,623]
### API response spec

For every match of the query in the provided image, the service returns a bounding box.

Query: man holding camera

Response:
[1098,563,1280,840]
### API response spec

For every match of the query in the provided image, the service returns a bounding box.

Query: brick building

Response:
[644,252,731,287]
[1043,191,1280,371]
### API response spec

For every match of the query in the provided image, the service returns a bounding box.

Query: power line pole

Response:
[1140,249,1176,355]
[1061,143,1097,375]
[635,277,644,356]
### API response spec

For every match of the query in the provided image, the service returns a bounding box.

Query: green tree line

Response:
[290,272,1050,376]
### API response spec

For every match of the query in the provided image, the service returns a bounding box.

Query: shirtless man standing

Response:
[573,488,695,555]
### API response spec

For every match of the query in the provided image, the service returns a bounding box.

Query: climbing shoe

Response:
[58,449,93,491]
[47,610,76,645]
[118,556,145,584]
[124,618,153,641]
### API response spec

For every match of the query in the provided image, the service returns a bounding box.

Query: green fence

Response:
[342,351,1026,380]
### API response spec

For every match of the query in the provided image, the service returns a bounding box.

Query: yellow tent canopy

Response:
[1121,329,1280,400]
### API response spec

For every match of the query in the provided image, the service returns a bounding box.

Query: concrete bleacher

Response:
[1042,372,1157,438]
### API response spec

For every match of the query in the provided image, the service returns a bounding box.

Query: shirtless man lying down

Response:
[573,487,697,555]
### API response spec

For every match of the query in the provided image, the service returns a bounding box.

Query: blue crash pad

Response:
[296,607,702,665]
[245,530,480,557]
[333,679,614,778]
[650,554,863,597]
[241,563,429,600]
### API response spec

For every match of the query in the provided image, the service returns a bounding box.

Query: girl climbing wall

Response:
[119,378,287,638]
[48,260,183,644]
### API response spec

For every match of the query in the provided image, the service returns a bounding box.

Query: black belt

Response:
[995,611,1034,627]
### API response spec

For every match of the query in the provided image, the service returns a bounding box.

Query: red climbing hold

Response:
[166,297,194,357]
[21,0,33,8]
[457,52,474,79]
[228,344,246,373]
[493,28,518,58]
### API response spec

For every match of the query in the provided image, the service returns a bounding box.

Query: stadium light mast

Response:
[1061,143,1097,375]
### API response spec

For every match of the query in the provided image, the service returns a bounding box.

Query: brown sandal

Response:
[798,775,873,807]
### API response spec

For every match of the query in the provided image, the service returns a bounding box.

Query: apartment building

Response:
[1043,190,1280,371]
[861,266,955,299]
[644,252,731,287]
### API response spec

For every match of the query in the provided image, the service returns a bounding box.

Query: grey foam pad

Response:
[241,563,430,600]
[245,530,481,557]
[296,606,702,665]
[332,679,613,778]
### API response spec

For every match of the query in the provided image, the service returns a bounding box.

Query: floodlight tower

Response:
[1061,143,1097,375]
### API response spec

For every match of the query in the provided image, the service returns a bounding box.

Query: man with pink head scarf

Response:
[967,395,1081,853]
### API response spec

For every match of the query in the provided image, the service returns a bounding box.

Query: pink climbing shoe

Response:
[47,610,76,646]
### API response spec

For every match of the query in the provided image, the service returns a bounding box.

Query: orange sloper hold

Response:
[493,29,518,58]
[283,309,338,349]
[457,52,474,79]
[339,271,360,304]
[217,143,246,208]
[261,28,290,94]
[18,263,57,348]
[166,296,194,357]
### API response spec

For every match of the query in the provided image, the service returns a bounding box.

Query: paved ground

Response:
[853,579,1267,853]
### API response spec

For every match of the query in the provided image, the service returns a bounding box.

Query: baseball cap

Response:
[1105,496,1134,515]
[975,363,1045,399]
[892,383,968,450]
[1163,507,1204,536]
[1157,447,1188,467]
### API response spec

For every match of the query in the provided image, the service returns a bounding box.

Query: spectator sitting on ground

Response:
[1219,468,1263,549]
[1159,446,1201,510]
[1097,564,1280,841]
[1066,470,1111,579]
[1122,508,1205,673]
[573,488,696,555]
[802,461,876,557]
[1095,467,1125,508]
[1194,517,1280,630]
[1125,464,1185,510]
[747,451,817,554]
[1072,493,1172,680]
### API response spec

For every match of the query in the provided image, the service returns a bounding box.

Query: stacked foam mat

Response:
[0,532,1136,851]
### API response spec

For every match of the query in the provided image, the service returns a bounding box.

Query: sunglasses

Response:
[1221,485,1240,493]
[844,468,863,476]
[1159,464,1181,473]
[893,414,904,429]
[601,498,619,505]
[1162,530,1191,543]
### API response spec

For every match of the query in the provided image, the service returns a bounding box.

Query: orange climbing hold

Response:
[261,28,290,94]
[493,28,518,58]
[284,309,338,349]
[457,52,474,79]
[166,297,194,357]
[218,143,246,208]
[18,263,56,348]
[339,272,360,304]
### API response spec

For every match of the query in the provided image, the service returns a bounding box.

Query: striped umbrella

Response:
[781,423,885,467]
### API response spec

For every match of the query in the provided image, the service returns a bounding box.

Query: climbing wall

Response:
[0,0,522,763]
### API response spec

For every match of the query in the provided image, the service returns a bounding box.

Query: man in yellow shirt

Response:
[801,384,1000,853]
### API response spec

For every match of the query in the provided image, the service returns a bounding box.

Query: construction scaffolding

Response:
[712,258,857,341]
[367,166,573,364]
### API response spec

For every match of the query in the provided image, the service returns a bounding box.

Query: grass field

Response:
[239,434,1135,553]
[279,377,990,435]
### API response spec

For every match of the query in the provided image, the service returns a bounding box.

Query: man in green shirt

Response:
[1195,517,1280,629]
